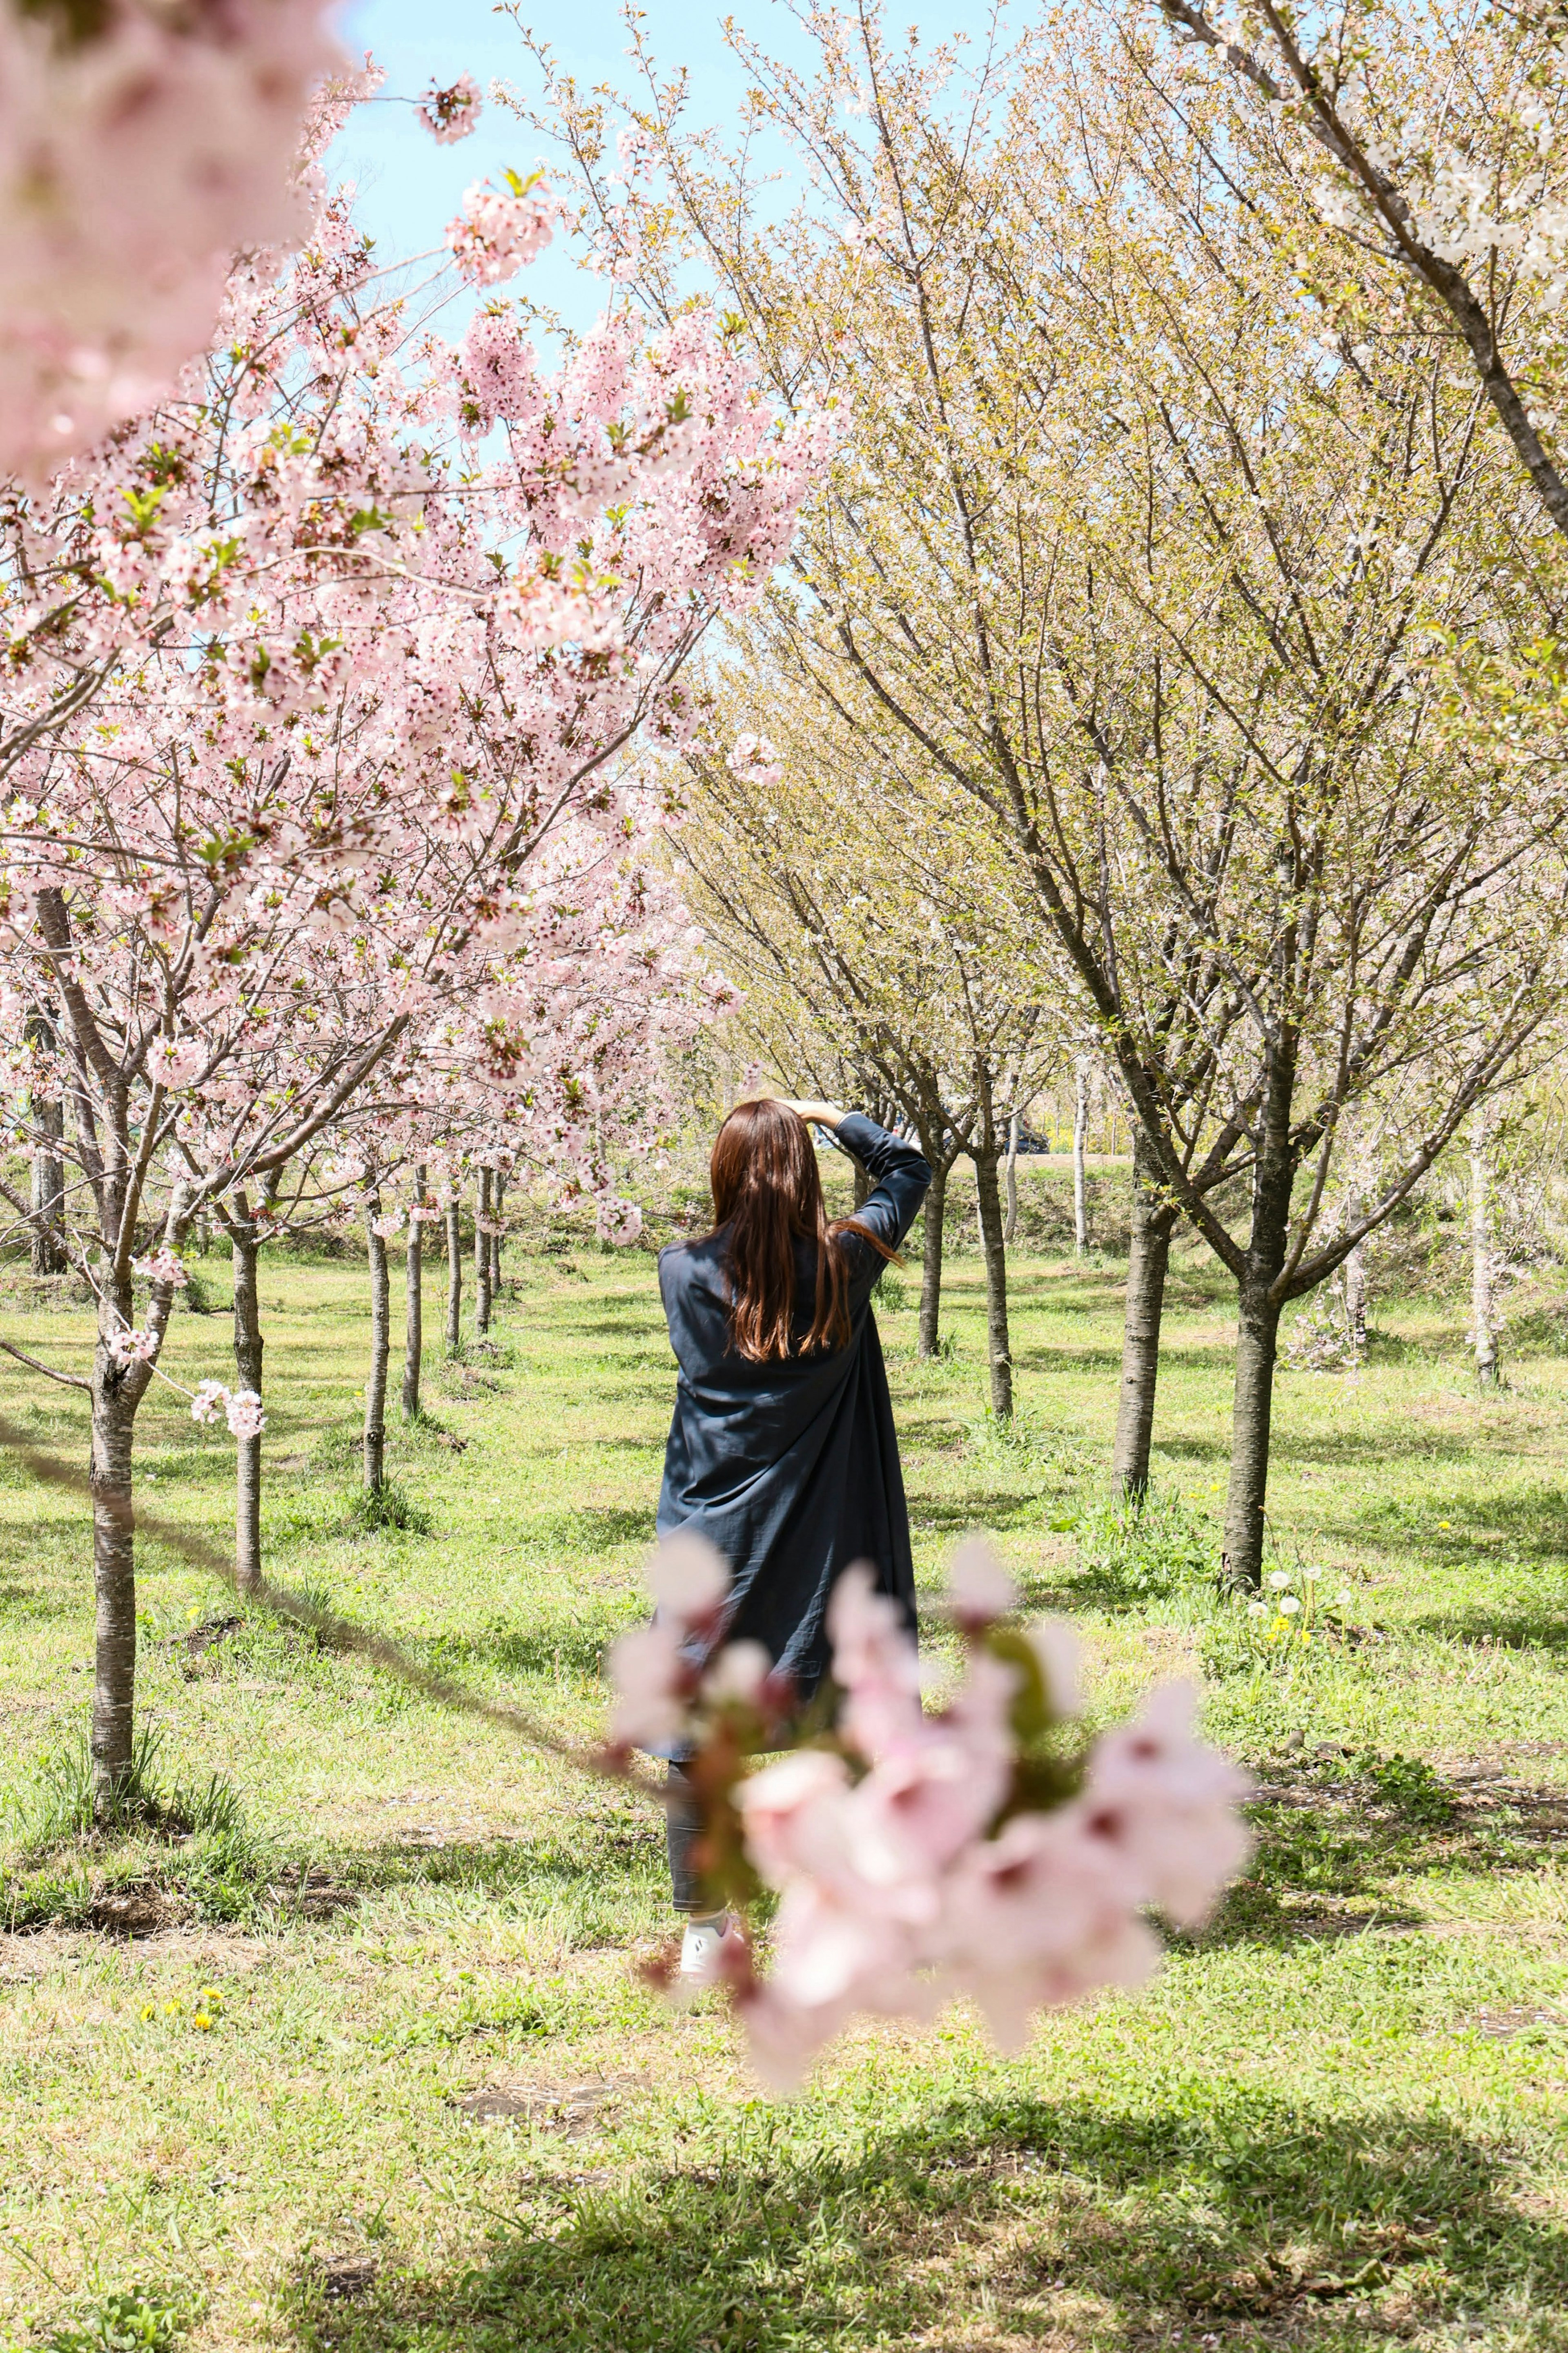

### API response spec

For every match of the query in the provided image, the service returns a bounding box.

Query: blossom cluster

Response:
[417,74,483,145]
[446,173,557,288]
[0,0,340,478]
[190,1382,266,1439]
[608,1536,1251,2089]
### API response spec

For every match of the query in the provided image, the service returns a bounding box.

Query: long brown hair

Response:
[707,1100,896,1361]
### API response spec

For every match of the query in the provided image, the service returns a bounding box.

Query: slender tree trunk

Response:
[231,1220,264,1596]
[973,1147,1013,1420]
[852,1156,873,1212]
[89,1303,138,1806]
[26,1008,65,1275]
[1343,1243,1367,1357]
[196,1213,211,1258]
[1471,1115,1500,1387]
[403,1167,425,1423]
[1073,1061,1089,1256]
[1343,1178,1367,1363]
[1004,1108,1020,1245]
[30,1098,65,1274]
[1111,1128,1174,1499]
[475,1167,493,1334]
[445,1195,462,1354]
[918,1162,947,1360]
[364,1191,390,1492]
[490,1171,506,1296]
[1221,1071,1297,1592]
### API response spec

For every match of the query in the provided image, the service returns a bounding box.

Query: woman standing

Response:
[655,1095,931,1970]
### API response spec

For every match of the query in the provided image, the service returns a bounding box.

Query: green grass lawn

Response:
[0,1219,1566,2352]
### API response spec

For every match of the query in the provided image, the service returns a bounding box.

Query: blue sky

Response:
[333,0,983,331]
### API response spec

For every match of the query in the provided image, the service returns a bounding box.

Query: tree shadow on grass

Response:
[285,2085,1568,2350]
[906,1489,1054,1536]
[513,1505,659,1554]
[1408,1606,1568,1654]
[1203,1758,1568,1948]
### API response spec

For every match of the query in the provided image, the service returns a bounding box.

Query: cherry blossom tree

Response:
[0,0,344,481]
[0,94,813,1806]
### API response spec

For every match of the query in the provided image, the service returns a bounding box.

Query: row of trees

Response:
[0,71,813,1802]
[526,0,1568,1585]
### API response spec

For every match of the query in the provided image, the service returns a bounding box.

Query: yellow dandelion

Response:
[140,2003,156,2022]
[193,2013,212,2031]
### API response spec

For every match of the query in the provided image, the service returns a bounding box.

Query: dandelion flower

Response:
[1279,1595,1303,1615]
[1266,1570,1294,1591]
[1438,1520,1452,1530]
[1247,1599,1267,1618]
[194,2012,212,2031]
[140,2003,156,2021]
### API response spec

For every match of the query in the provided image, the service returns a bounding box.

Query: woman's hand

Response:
[775,1096,845,1131]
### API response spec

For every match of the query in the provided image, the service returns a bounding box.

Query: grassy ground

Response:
[0,1199,1566,2353]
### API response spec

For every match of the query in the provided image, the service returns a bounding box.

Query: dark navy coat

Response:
[655,1112,932,1707]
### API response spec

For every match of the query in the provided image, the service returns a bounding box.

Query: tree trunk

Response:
[918,1162,947,1360]
[445,1195,462,1354]
[364,1192,390,1492]
[475,1167,493,1335]
[1111,1128,1173,1499]
[973,1147,1013,1420]
[852,1155,873,1212]
[1344,1238,1367,1360]
[403,1166,425,1423]
[26,1007,65,1276]
[30,1096,65,1274]
[1221,1077,1297,1593]
[1072,1061,1089,1256]
[89,1315,138,1806]
[490,1171,506,1296]
[1004,1108,1020,1245]
[1471,1116,1500,1387]
[231,1220,264,1596]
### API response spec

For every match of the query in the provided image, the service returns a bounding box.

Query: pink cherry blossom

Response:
[604,1619,688,1751]
[417,73,482,145]
[1079,1682,1253,1928]
[445,173,556,287]
[224,1389,266,1439]
[132,1247,188,1290]
[947,1536,1019,1626]
[648,1531,729,1625]
[826,1564,923,1758]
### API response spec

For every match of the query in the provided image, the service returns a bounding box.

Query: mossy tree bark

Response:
[1111,1126,1174,1498]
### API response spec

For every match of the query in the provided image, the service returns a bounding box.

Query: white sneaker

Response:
[679,1912,731,1982]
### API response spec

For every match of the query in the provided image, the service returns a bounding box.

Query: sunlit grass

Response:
[0,1196,1565,2350]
